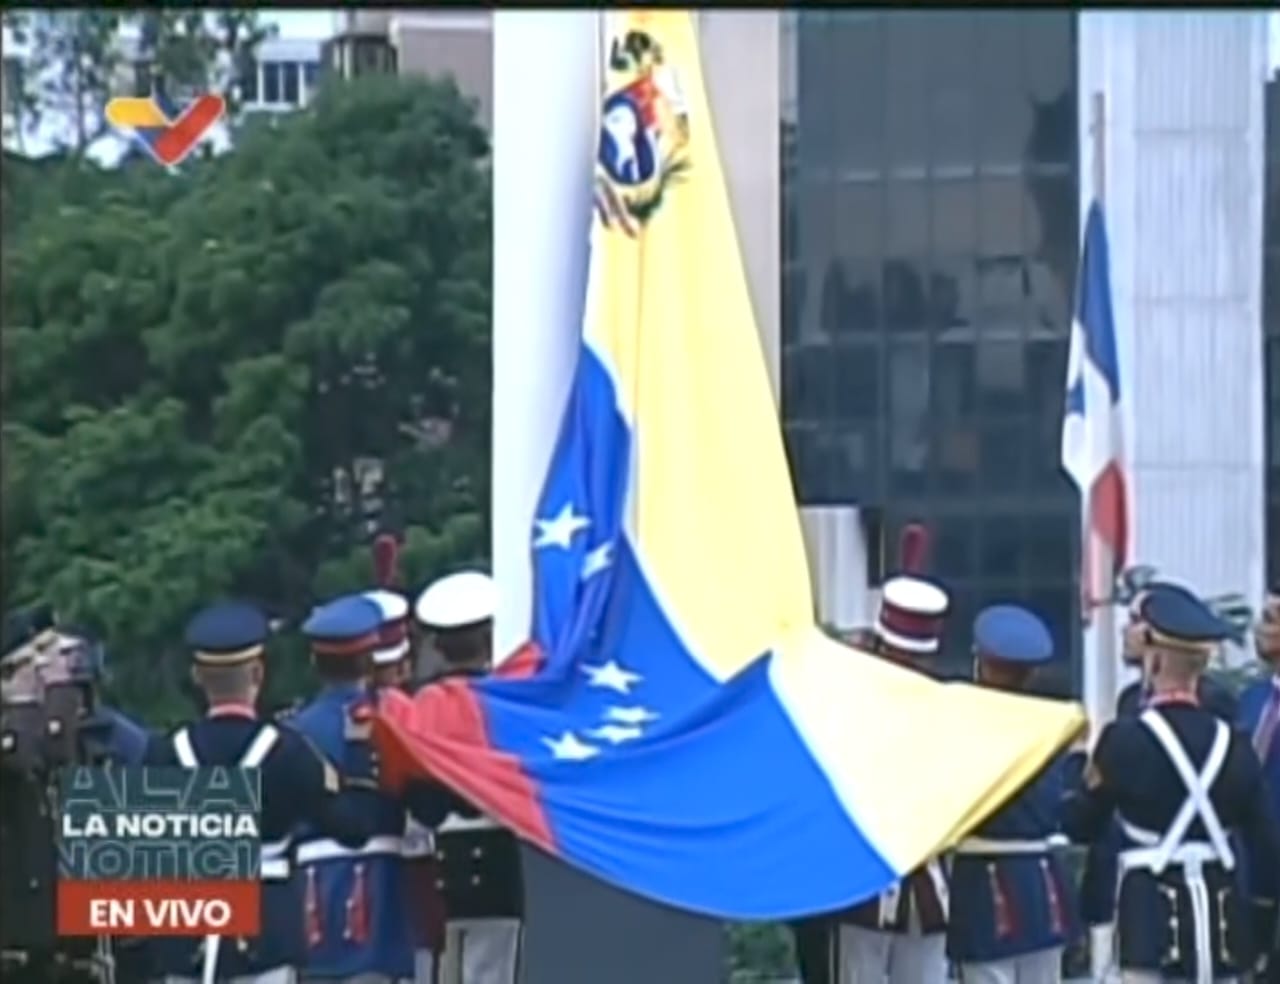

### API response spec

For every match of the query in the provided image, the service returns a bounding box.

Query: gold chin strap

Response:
[193,644,265,665]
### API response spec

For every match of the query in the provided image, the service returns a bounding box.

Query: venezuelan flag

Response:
[374,9,1085,918]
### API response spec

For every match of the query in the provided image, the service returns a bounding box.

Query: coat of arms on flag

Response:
[595,26,692,234]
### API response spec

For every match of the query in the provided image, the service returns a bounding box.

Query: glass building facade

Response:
[781,12,1080,689]
[1268,70,1280,589]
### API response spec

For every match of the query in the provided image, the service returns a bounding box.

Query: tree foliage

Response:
[2,9,273,155]
[3,74,492,721]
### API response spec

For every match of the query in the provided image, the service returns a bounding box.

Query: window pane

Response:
[262,62,281,104]
[931,179,979,256]
[782,345,834,424]
[303,61,320,90]
[886,180,929,258]
[975,13,1032,172]
[830,343,881,421]
[883,258,929,332]
[979,416,1027,490]
[975,339,1027,414]
[933,514,977,581]
[781,265,808,347]
[934,341,976,416]
[1022,14,1075,171]
[883,15,930,176]
[925,13,977,175]
[821,259,882,337]
[797,12,840,170]
[830,13,884,179]
[1023,512,1073,581]
[978,176,1027,258]
[282,62,300,104]
[930,258,979,334]
[887,340,931,479]
[834,179,885,262]
[979,515,1023,579]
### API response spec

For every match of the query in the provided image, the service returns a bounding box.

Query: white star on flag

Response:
[583,659,643,695]
[604,705,659,725]
[586,723,644,744]
[581,542,614,580]
[543,731,600,761]
[533,502,591,550]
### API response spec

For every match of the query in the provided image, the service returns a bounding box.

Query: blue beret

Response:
[302,595,383,656]
[184,601,269,665]
[973,605,1054,665]
[1140,588,1228,651]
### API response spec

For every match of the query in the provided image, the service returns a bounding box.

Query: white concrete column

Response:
[698,10,782,401]
[1078,12,1268,684]
[491,12,599,661]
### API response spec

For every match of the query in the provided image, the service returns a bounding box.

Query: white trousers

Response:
[163,970,295,984]
[956,946,1063,983]
[837,925,947,984]
[437,918,521,984]
[410,949,436,984]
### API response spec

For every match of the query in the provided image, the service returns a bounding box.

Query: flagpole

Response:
[1083,89,1118,740]
[491,10,601,661]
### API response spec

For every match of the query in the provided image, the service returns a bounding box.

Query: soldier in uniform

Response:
[1081,582,1242,978]
[948,604,1080,982]
[834,574,952,984]
[414,570,523,984]
[364,591,412,693]
[1239,588,1279,981]
[144,600,384,984]
[291,595,420,984]
[1062,587,1280,983]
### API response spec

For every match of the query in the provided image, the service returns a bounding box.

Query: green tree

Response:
[3,9,274,157]
[4,10,123,154]
[2,73,492,721]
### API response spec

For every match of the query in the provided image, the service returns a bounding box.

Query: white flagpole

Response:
[491,11,601,662]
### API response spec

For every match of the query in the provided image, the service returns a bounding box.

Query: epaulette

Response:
[343,700,374,741]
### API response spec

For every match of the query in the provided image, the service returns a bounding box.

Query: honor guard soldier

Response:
[948,605,1080,983]
[364,591,413,692]
[145,601,381,984]
[836,575,952,984]
[292,595,420,984]
[415,571,523,984]
[1239,588,1280,980]
[1062,587,1280,983]
[1081,583,1242,977]
[364,587,449,983]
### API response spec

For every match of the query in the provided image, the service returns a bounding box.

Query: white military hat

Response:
[362,589,410,665]
[414,571,496,630]
[875,575,949,654]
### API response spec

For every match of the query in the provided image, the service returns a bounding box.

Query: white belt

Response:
[260,838,291,881]
[260,857,290,880]
[437,813,502,834]
[296,834,404,866]
[1119,840,1224,875]
[954,835,1064,856]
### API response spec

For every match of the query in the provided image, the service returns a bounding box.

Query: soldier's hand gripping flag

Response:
[372,9,1086,919]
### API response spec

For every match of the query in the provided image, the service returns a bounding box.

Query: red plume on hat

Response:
[372,533,401,590]
[897,522,930,575]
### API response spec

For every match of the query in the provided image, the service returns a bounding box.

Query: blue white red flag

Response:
[373,9,1084,919]
[1061,202,1130,612]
